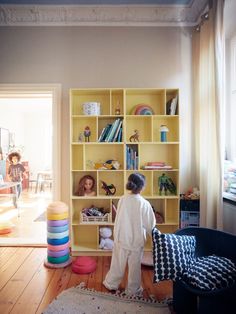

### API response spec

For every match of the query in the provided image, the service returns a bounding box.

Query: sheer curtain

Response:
[192,0,225,229]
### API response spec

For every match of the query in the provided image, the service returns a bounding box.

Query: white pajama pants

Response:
[104,242,143,295]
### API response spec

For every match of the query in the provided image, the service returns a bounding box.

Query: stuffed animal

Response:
[99,227,114,250]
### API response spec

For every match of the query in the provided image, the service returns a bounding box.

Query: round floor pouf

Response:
[72,256,97,274]
[44,201,72,268]
[0,221,14,235]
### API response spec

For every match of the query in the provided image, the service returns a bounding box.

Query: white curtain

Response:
[192,0,225,229]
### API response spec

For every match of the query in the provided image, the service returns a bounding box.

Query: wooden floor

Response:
[0,247,172,314]
[0,189,51,246]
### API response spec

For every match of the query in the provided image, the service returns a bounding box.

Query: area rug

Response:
[43,283,171,314]
[34,211,46,222]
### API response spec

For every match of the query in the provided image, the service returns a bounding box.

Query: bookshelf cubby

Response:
[70,88,180,256]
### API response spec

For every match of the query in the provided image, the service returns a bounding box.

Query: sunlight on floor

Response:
[0,189,52,246]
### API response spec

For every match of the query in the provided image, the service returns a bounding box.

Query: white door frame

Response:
[0,84,61,201]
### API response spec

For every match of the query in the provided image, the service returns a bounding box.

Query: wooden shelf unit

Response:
[70,88,180,256]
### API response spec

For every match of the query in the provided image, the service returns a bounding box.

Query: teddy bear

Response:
[99,227,114,250]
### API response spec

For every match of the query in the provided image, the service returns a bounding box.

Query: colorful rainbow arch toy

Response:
[130,104,154,115]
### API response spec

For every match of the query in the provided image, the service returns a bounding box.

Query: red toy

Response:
[72,256,97,274]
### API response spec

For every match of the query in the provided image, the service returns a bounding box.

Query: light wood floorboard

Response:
[0,247,172,314]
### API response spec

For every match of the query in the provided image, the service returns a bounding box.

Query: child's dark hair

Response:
[126,173,146,194]
[8,152,21,163]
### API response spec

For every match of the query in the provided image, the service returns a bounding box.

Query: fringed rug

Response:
[43,283,171,314]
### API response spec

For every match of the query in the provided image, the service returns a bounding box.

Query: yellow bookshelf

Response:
[70,88,180,256]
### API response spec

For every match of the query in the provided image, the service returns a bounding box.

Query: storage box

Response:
[82,102,101,115]
[80,212,111,224]
[180,211,200,228]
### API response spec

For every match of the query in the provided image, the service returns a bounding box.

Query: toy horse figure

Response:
[101,180,116,196]
[129,129,139,142]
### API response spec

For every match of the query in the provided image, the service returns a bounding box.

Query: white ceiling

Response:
[0,1,193,4]
[0,0,208,26]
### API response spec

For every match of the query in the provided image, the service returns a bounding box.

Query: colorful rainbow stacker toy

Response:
[130,103,154,115]
[44,201,72,268]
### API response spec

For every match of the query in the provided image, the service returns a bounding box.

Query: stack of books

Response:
[126,146,139,170]
[166,95,178,115]
[98,118,123,142]
[142,161,172,170]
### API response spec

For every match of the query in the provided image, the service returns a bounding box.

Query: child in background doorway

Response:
[8,152,27,198]
[76,175,96,196]
[103,172,156,296]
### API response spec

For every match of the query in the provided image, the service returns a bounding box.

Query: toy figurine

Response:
[78,132,83,142]
[101,180,116,196]
[159,125,169,142]
[76,175,96,196]
[158,173,176,195]
[115,101,121,115]
[129,129,139,142]
[84,126,91,142]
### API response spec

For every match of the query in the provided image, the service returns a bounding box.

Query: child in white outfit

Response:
[103,173,156,296]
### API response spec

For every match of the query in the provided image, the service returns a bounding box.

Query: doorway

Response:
[0,84,61,246]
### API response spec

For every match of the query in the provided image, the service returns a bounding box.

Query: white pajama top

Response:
[114,193,156,251]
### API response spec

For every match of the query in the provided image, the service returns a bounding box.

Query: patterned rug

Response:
[43,283,171,314]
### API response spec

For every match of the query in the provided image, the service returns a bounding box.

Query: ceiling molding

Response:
[0,1,208,27]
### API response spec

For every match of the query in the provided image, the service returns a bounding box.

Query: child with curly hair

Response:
[103,172,156,296]
[8,152,27,198]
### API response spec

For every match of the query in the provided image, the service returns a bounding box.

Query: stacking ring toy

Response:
[47,201,68,214]
[47,219,68,227]
[44,201,71,269]
[47,225,68,233]
[47,236,69,246]
[47,241,70,251]
[47,248,70,258]
[47,230,69,239]
[47,212,68,221]
[47,254,70,264]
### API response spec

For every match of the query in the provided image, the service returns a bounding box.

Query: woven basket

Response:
[80,212,111,224]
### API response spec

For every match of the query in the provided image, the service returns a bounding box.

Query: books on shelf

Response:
[166,95,178,115]
[142,165,173,170]
[147,161,166,166]
[98,118,123,142]
[126,145,138,170]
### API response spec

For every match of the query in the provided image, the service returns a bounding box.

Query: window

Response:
[224,35,236,200]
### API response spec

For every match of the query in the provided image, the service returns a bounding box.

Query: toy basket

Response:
[80,212,111,224]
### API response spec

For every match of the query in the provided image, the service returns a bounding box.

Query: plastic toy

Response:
[129,129,139,142]
[99,227,114,250]
[130,103,154,115]
[158,173,176,195]
[44,201,72,269]
[101,180,116,195]
[84,126,91,142]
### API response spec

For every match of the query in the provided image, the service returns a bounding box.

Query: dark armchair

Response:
[173,227,236,314]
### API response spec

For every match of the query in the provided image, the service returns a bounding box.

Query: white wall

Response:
[0,26,193,203]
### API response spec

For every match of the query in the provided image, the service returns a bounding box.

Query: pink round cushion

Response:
[72,256,97,274]
[0,228,12,235]
[47,241,70,251]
